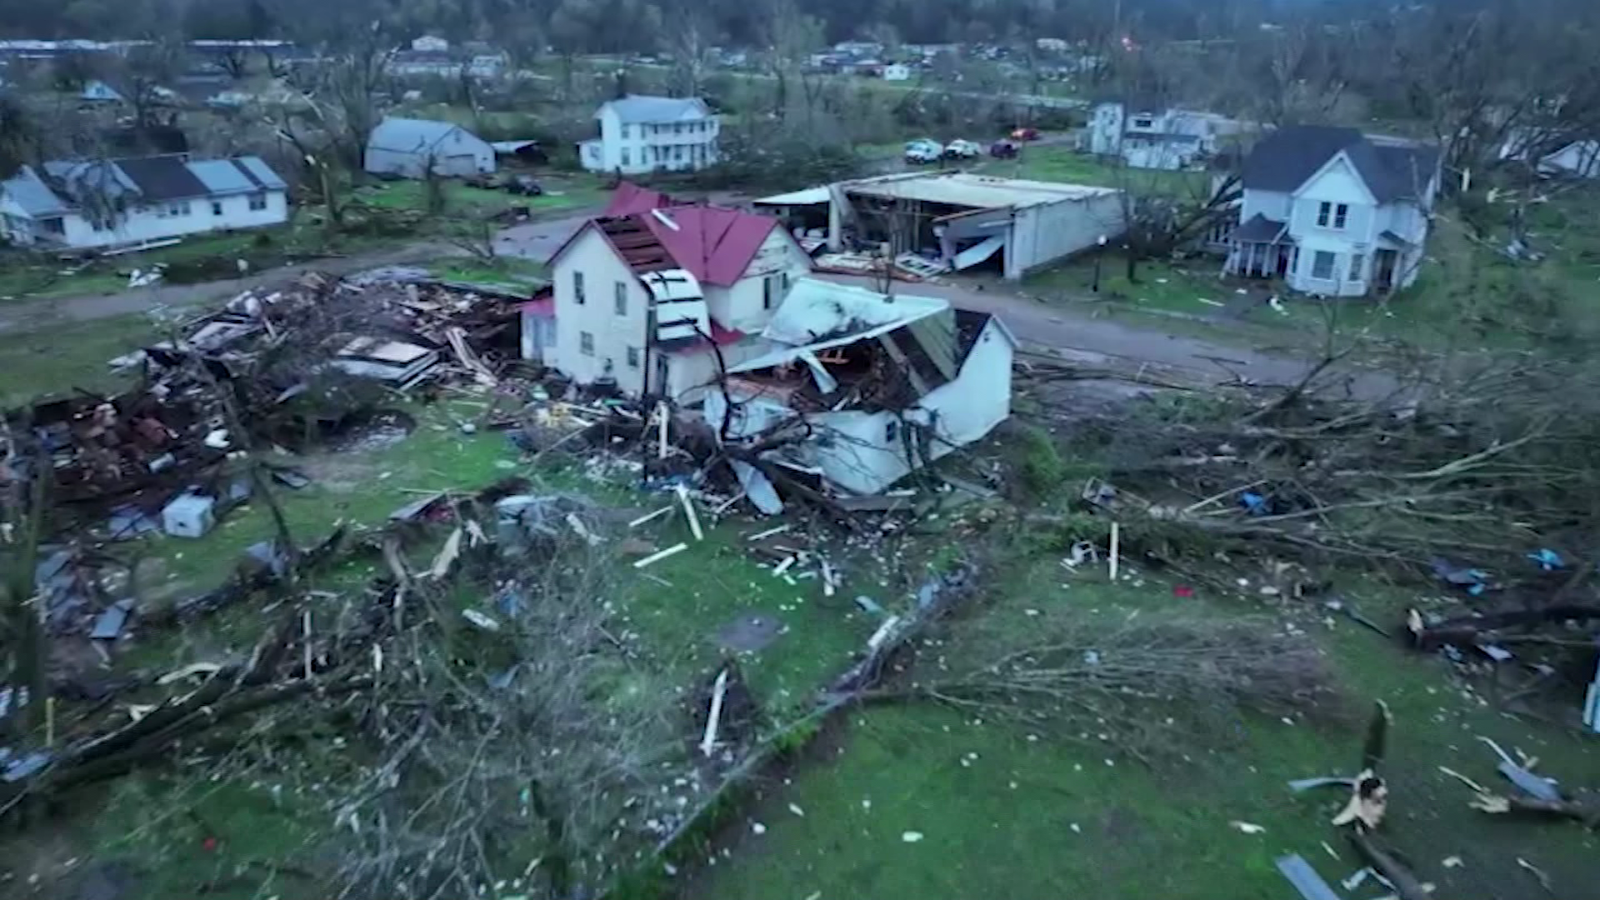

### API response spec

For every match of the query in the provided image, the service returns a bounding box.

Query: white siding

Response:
[551,227,654,394]
[582,105,720,175]
[811,318,1015,494]
[4,191,288,250]
[1007,192,1127,279]
[366,128,495,179]
[1241,189,1292,224]
[705,230,812,333]
[703,317,1015,495]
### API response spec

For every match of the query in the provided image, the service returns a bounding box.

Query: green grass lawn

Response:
[693,555,1600,900]
[0,312,155,407]
[429,255,550,290]
[356,173,608,220]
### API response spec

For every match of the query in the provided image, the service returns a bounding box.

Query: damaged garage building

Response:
[757,172,1127,281]
[704,278,1017,497]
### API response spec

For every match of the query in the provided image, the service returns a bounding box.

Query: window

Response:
[1311,251,1337,280]
[212,201,223,216]
[1350,253,1365,281]
[1133,117,1154,128]
[579,331,595,355]
[614,281,627,316]
[41,217,65,235]
[1333,203,1348,229]
[626,346,641,368]
[248,193,267,212]
[885,420,900,443]
[621,124,630,139]
[621,148,630,166]
[1316,202,1331,227]
[674,145,683,162]
[763,273,785,309]
[573,271,586,305]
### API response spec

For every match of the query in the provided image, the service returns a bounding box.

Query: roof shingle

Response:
[1242,125,1439,203]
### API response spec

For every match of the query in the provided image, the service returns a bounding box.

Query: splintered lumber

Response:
[633,543,688,568]
[677,484,704,541]
[428,527,464,580]
[1109,521,1121,581]
[629,506,674,528]
[700,668,729,758]
[656,402,669,460]
[747,524,791,542]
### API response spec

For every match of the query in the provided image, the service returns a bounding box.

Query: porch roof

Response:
[1233,213,1290,244]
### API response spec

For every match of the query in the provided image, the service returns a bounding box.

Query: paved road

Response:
[3,205,1385,397]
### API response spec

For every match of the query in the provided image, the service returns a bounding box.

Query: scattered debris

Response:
[1276,855,1342,900]
[1230,820,1267,835]
[700,669,729,758]
[901,831,924,843]
[633,543,688,569]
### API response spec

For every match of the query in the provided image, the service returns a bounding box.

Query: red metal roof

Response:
[603,181,675,217]
[638,206,778,287]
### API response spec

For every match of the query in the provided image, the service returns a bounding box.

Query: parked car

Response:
[989,139,1020,159]
[505,175,544,196]
[1010,126,1041,141]
[904,139,944,164]
[944,139,982,160]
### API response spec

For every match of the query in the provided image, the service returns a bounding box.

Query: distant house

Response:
[543,191,812,399]
[579,95,720,176]
[1087,100,1243,171]
[364,118,495,179]
[80,80,124,103]
[1500,133,1600,180]
[411,35,450,53]
[0,155,288,251]
[1225,126,1440,297]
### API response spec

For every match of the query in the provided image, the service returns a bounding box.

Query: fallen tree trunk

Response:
[1407,604,1600,651]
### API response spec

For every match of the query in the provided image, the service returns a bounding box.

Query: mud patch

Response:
[322,409,416,454]
[716,612,784,653]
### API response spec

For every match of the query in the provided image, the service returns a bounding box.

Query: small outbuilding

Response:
[766,172,1127,281]
[364,118,495,179]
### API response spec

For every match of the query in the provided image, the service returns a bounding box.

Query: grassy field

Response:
[691,550,1600,900]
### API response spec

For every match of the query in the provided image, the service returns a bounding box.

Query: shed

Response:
[825,172,1127,280]
[365,118,495,179]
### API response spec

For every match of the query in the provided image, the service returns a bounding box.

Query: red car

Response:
[1010,127,1040,141]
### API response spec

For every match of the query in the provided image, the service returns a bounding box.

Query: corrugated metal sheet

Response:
[846,173,1118,209]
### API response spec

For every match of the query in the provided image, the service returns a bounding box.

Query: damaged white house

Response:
[543,186,813,399]
[703,278,1017,497]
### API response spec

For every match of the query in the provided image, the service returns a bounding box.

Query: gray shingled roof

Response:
[0,166,69,216]
[1243,126,1439,203]
[601,95,710,124]
[4,155,285,216]
[368,118,472,152]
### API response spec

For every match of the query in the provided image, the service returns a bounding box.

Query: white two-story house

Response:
[544,191,811,400]
[1088,100,1243,171]
[579,95,720,176]
[0,154,288,251]
[1226,126,1441,297]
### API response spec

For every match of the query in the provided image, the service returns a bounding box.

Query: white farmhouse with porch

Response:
[0,155,287,251]
[579,95,720,176]
[543,185,811,400]
[1225,126,1440,297]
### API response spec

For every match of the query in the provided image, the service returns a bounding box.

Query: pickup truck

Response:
[904,139,944,164]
